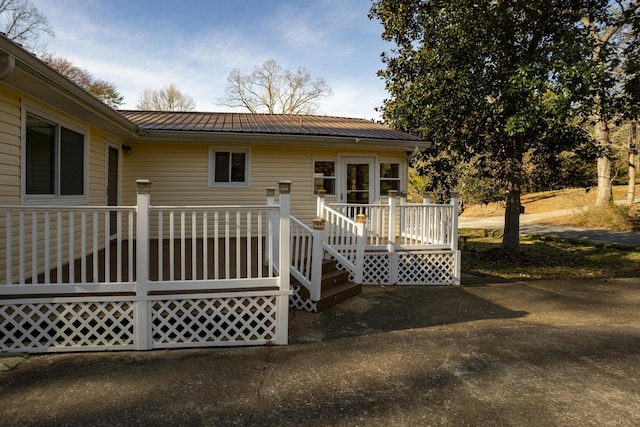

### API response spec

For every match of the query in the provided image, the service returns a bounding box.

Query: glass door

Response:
[341,157,375,205]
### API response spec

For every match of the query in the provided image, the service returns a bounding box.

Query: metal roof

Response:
[119,110,427,143]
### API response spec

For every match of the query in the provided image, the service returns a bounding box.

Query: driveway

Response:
[1,278,640,426]
[459,209,640,247]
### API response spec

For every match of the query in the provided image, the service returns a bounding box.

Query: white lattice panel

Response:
[289,285,317,313]
[362,253,391,284]
[151,296,277,346]
[397,252,456,285]
[0,300,135,352]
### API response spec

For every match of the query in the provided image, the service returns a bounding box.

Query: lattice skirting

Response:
[0,297,135,352]
[1,292,288,353]
[289,285,317,313]
[151,295,278,347]
[359,250,460,286]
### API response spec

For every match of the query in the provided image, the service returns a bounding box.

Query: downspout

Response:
[406,146,421,161]
[0,53,16,79]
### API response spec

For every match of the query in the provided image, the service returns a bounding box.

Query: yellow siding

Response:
[0,89,127,283]
[124,141,407,226]
[0,87,21,204]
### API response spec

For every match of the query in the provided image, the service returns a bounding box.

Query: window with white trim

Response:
[25,114,85,197]
[209,148,249,186]
[379,162,400,196]
[314,160,335,195]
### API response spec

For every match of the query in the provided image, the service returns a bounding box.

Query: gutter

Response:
[137,129,431,150]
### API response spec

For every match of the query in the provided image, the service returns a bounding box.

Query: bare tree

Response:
[0,0,54,51]
[221,59,332,115]
[40,53,124,108]
[136,83,196,111]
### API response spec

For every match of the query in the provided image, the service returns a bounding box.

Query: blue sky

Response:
[31,0,390,119]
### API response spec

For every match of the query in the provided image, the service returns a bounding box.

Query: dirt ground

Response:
[1,277,640,426]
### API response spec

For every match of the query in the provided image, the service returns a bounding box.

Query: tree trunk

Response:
[627,122,637,205]
[502,136,524,253]
[503,183,521,253]
[595,119,613,206]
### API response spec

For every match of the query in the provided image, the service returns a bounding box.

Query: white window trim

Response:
[379,161,403,198]
[208,146,250,187]
[312,158,337,197]
[21,103,89,205]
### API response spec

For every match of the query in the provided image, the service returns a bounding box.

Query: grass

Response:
[460,229,640,281]
[462,185,637,217]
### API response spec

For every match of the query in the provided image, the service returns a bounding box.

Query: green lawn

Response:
[460,229,640,280]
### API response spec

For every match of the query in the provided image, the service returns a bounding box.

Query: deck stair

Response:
[292,258,361,312]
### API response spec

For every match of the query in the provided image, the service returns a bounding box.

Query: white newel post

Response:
[387,190,398,247]
[316,189,326,218]
[266,187,278,268]
[310,218,325,301]
[387,190,398,284]
[275,180,291,345]
[422,191,431,243]
[355,213,366,284]
[450,190,461,285]
[450,191,459,251]
[135,179,152,350]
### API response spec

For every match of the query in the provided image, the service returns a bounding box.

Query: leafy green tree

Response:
[579,1,640,205]
[370,0,592,252]
[40,53,124,108]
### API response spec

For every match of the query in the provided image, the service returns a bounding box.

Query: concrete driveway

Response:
[1,278,640,426]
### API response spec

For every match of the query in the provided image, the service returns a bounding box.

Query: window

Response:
[314,161,335,195]
[380,163,400,196]
[209,148,248,186]
[25,114,85,197]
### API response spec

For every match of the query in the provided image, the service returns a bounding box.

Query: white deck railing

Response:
[0,180,293,351]
[1,206,136,290]
[326,190,459,250]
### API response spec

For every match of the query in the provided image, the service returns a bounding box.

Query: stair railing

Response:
[316,192,366,285]
[289,215,319,300]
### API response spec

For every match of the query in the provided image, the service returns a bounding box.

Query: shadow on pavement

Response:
[289,285,527,343]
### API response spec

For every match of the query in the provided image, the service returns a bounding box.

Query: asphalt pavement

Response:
[459,208,640,247]
[1,278,640,426]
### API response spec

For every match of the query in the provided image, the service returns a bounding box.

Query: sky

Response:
[30,0,391,120]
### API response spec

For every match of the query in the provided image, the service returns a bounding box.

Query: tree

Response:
[136,83,196,112]
[0,0,53,51]
[220,59,332,115]
[40,53,124,108]
[370,0,592,252]
[579,2,640,205]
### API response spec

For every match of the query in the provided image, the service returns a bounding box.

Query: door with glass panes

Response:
[340,157,375,205]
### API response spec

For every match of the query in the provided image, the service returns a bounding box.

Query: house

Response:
[0,34,460,353]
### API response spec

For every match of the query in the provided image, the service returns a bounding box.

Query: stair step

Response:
[321,268,350,290]
[316,281,362,312]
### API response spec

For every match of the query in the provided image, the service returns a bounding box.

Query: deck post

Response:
[450,190,461,285]
[423,191,431,243]
[135,179,152,350]
[310,218,325,301]
[355,214,366,284]
[387,190,398,248]
[275,180,291,345]
[316,189,326,218]
[266,187,278,268]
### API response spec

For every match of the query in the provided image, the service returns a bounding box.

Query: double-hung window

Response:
[209,148,249,186]
[379,163,401,197]
[25,114,86,198]
[313,160,336,195]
